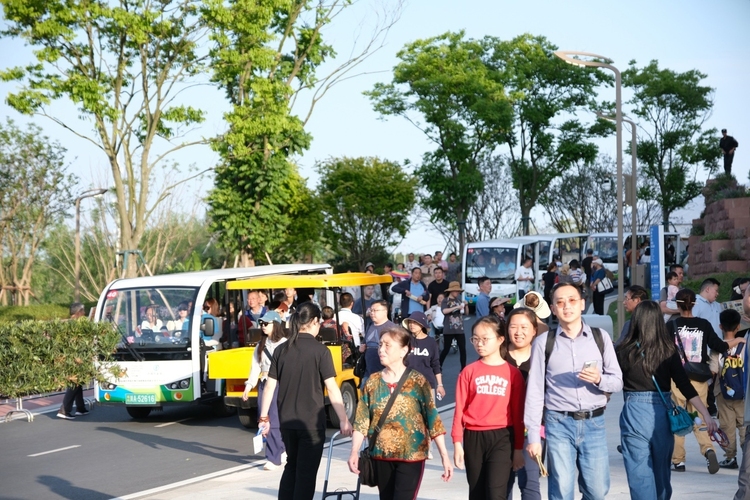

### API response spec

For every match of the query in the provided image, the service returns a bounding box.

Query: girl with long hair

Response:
[453,316,526,500]
[257,301,352,500]
[616,300,717,499]
[242,311,287,470]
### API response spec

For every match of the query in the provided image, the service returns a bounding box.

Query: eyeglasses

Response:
[554,298,581,308]
[470,336,496,346]
[259,321,269,327]
[370,308,387,313]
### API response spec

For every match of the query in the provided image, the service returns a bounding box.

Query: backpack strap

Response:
[591,327,605,357]
[545,326,605,367]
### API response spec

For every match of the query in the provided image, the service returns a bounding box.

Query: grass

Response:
[701,231,730,241]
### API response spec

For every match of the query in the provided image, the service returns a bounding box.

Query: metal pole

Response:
[624,118,638,287]
[74,197,82,302]
[73,188,108,302]
[614,68,624,336]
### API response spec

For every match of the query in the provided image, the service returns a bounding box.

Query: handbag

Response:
[353,351,367,379]
[673,329,713,382]
[596,276,614,293]
[652,375,695,436]
[358,369,412,487]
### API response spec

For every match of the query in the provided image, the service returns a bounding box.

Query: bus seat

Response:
[318,327,338,344]
[244,328,263,345]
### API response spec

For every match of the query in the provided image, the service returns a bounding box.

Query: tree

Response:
[622,60,720,228]
[483,34,612,234]
[317,157,415,270]
[1,0,210,277]
[203,0,401,265]
[0,119,76,305]
[539,156,619,233]
[366,31,514,255]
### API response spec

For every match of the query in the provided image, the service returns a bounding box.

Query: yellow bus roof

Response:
[227,272,393,290]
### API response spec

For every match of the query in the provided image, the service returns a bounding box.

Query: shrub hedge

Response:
[0,319,122,399]
[0,305,70,324]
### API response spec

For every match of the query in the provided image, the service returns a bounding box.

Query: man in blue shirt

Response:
[391,267,429,317]
[475,276,492,317]
[525,282,623,500]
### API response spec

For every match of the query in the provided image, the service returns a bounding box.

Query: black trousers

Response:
[439,333,466,370]
[61,385,85,415]
[374,459,425,500]
[464,428,513,500]
[724,152,734,175]
[592,290,605,315]
[279,428,325,500]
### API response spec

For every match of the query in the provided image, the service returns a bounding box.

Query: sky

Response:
[1,0,749,259]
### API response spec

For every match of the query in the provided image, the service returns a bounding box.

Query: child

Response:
[711,309,747,469]
[663,271,680,321]
[321,306,337,329]
[426,292,446,339]
[403,311,445,403]
[452,316,526,498]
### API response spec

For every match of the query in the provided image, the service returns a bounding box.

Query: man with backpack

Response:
[525,282,623,500]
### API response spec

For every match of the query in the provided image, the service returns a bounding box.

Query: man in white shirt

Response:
[337,292,364,347]
[404,253,419,273]
[693,278,722,338]
[515,257,535,298]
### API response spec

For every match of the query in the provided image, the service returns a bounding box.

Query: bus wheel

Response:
[126,407,152,419]
[238,408,256,429]
[329,382,357,428]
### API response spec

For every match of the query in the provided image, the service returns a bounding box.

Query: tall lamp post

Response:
[75,188,109,302]
[598,112,639,287]
[554,50,624,335]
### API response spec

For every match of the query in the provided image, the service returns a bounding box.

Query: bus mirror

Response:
[201,317,215,337]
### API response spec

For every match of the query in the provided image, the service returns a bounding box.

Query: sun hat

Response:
[259,311,282,324]
[402,311,429,332]
[514,291,551,319]
[444,281,463,293]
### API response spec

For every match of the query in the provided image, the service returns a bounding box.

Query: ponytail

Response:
[287,301,321,349]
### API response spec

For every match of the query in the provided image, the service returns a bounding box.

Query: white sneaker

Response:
[263,461,278,471]
[281,452,287,463]
[428,450,434,460]
[56,412,75,420]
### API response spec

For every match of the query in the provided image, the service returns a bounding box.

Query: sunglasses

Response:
[259,321,269,327]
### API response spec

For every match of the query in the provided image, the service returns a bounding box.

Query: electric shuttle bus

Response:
[93,264,330,419]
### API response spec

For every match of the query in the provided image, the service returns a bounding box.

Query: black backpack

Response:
[544,326,610,400]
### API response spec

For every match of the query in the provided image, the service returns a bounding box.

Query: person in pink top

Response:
[452,315,526,500]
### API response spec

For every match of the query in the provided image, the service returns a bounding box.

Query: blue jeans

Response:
[620,391,674,500]
[507,438,541,500]
[544,409,609,500]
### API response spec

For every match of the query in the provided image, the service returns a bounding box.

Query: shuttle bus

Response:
[583,232,684,276]
[93,264,330,419]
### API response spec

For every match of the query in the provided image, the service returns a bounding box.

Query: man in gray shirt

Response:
[525,282,623,500]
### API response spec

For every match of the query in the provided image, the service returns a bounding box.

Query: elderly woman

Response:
[348,326,453,499]
[589,259,607,315]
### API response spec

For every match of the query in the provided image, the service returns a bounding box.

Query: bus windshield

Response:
[589,237,619,264]
[464,247,518,283]
[100,286,200,361]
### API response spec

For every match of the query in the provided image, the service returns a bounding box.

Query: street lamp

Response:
[75,188,109,302]
[555,50,624,335]
[598,112,639,287]
[457,219,467,263]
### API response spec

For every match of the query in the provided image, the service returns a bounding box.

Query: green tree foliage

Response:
[366,31,514,239]
[317,157,415,270]
[622,60,720,228]
[0,0,209,277]
[483,34,612,234]
[204,0,395,265]
[0,119,76,306]
[0,319,121,398]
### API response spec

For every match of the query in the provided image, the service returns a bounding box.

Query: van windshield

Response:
[464,247,518,283]
[100,286,199,360]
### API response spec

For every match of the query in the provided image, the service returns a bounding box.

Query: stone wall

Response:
[688,197,750,278]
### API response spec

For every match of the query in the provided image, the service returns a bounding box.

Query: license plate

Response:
[126,394,156,405]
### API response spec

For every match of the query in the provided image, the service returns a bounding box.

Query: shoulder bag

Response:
[358,369,412,487]
[353,350,367,379]
[652,375,695,436]
[672,326,713,382]
[596,275,614,294]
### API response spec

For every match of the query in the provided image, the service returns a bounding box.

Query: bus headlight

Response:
[167,378,190,390]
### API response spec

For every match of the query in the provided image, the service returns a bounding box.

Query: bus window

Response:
[465,247,518,283]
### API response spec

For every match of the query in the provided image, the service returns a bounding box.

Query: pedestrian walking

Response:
[258,302,352,500]
[57,302,90,420]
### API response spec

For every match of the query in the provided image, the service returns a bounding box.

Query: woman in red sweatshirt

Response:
[452,315,526,500]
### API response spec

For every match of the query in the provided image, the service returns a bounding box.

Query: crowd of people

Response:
[235,249,749,500]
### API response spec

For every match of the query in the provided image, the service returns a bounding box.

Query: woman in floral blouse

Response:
[348,326,453,498]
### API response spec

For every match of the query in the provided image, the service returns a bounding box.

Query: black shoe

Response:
[705,449,719,474]
[56,412,75,420]
[719,457,738,469]
[672,462,686,472]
